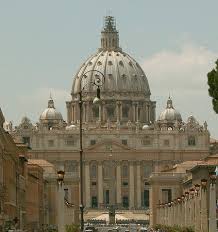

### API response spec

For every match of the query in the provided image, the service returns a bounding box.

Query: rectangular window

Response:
[122,139,127,145]
[162,189,172,203]
[142,139,151,146]
[122,181,128,186]
[90,140,96,146]
[122,196,129,208]
[92,196,98,208]
[92,181,97,186]
[143,190,149,208]
[105,190,110,205]
[65,140,75,146]
[164,139,170,146]
[48,140,54,147]
[22,137,30,146]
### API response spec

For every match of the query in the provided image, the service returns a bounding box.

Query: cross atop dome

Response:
[101,16,120,51]
[104,16,117,32]
[48,96,55,109]
[166,96,174,109]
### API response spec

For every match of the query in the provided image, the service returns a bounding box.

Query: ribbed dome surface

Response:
[158,97,182,122]
[40,108,63,121]
[71,50,150,96]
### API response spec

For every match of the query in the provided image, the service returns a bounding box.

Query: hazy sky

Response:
[0,0,217,137]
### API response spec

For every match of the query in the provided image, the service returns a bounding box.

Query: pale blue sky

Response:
[0,0,217,137]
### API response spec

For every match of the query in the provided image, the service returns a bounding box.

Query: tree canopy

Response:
[207,59,218,113]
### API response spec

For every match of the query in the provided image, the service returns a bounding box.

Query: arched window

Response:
[103,163,110,178]
[92,107,99,118]
[106,106,115,119]
[91,164,97,178]
[143,165,152,178]
[122,165,128,178]
[122,107,129,118]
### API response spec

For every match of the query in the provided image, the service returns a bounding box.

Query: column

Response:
[201,188,208,232]
[98,162,103,208]
[116,162,122,207]
[116,101,120,121]
[86,101,89,122]
[136,102,139,121]
[66,102,71,124]
[136,162,141,208]
[102,101,106,122]
[120,102,123,121]
[85,162,91,208]
[132,102,136,122]
[147,104,150,123]
[98,104,102,122]
[209,183,216,232]
[129,162,135,208]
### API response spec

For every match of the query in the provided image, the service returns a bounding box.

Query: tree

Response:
[207,59,218,113]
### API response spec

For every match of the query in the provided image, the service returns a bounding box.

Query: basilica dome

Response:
[67,16,156,126]
[40,97,63,122]
[158,97,182,122]
[71,16,150,97]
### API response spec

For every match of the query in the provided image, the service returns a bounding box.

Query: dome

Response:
[158,97,182,122]
[40,97,63,122]
[71,16,150,97]
[66,16,156,126]
[66,124,76,130]
[142,124,149,130]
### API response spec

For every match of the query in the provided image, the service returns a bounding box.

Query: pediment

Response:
[84,139,135,152]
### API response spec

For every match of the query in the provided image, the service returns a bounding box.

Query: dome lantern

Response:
[101,16,120,51]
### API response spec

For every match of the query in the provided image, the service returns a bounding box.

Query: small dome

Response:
[142,124,149,130]
[66,124,77,130]
[187,115,198,124]
[40,97,63,122]
[158,97,182,122]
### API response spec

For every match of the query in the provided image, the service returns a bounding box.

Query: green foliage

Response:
[65,224,80,232]
[154,224,194,232]
[207,59,218,113]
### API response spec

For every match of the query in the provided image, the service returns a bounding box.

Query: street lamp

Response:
[78,70,105,232]
[209,171,216,185]
[201,178,207,191]
[57,170,65,186]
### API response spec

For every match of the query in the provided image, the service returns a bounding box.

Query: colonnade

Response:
[84,161,143,209]
[156,174,217,232]
[67,100,154,124]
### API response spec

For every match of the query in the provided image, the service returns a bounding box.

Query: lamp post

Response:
[78,70,105,232]
[57,169,65,232]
